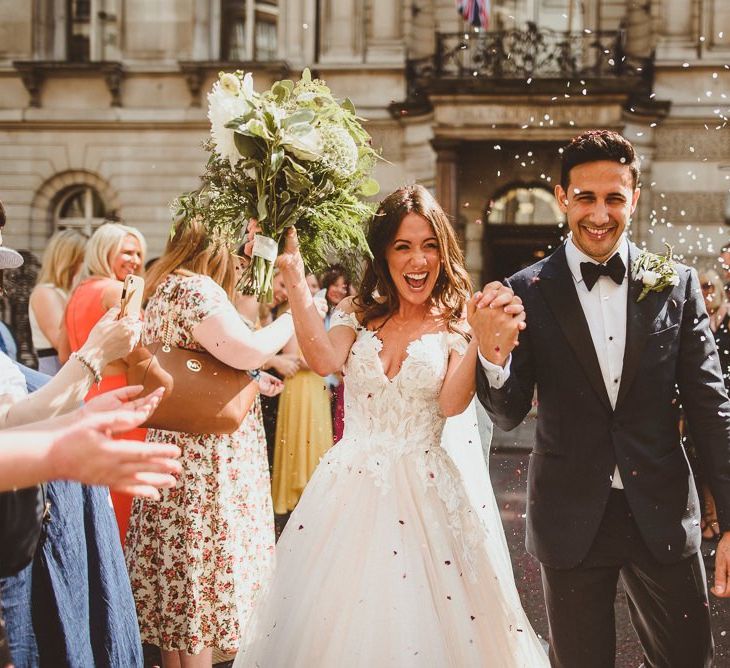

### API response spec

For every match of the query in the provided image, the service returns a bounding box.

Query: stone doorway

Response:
[481,183,564,283]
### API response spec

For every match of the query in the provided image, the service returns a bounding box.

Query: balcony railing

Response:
[402,25,653,107]
[438,25,648,78]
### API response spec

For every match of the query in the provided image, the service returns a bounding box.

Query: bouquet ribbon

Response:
[252,234,278,262]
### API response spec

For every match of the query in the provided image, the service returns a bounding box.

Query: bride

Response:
[235,185,547,666]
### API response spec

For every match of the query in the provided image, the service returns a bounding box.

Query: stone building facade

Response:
[0,0,728,285]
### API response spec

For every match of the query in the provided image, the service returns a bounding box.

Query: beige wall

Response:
[0,0,727,275]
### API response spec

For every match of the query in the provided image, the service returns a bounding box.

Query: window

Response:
[221,0,279,61]
[67,0,91,62]
[54,186,109,234]
[488,186,563,225]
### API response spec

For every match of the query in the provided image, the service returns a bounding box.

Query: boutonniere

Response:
[631,243,680,302]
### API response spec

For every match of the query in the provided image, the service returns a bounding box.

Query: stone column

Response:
[656,0,698,60]
[52,0,66,60]
[279,0,316,67]
[318,0,363,64]
[191,0,213,60]
[244,0,255,61]
[366,0,405,64]
[432,138,460,225]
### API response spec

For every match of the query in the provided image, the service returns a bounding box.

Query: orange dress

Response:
[65,277,146,545]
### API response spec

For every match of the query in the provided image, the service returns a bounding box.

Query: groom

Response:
[472,130,730,667]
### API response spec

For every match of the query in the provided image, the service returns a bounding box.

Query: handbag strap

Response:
[161,277,186,351]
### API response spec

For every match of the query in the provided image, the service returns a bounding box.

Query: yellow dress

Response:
[272,368,333,513]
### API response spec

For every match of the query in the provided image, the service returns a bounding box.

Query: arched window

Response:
[54,185,109,234]
[488,186,563,226]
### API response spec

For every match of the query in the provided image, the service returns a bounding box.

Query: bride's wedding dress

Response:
[235,309,547,667]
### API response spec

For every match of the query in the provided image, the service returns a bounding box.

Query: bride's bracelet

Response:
[70,351,102,385]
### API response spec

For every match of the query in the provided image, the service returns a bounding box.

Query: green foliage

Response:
[174,69,379,298]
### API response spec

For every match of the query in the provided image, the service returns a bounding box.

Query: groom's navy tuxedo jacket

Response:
[476,241,730,569]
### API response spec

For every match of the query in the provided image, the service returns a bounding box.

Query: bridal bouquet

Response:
[175,68,379,302]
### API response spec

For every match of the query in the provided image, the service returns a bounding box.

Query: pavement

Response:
[150,415,730,668]
[490,416,730,668]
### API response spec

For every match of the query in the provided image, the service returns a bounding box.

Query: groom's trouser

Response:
[540,490,712,668]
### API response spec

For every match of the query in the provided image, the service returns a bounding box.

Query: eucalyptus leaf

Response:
[342,97,356,115]
[263,111,279,133]
[359,178,380,197]
[234,133,261,159]
[285,156,308,174]
[270,147,284,174]
[284,168,313,193]
[271,82,291,103]
[283,110,315,129]
[286,122,314,137]
[257,194,269,221]
[246,119,271,139]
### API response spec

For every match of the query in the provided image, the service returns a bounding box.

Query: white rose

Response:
[282,127,322,162]
[207,81,252,168]
[641,270,660,287]
[669,274,679,286]
[219,73,241,96]
[241,72,254,99]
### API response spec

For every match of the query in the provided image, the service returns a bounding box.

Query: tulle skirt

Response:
[235,425,547,667]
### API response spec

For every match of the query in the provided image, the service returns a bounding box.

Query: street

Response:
[491,417,730,667]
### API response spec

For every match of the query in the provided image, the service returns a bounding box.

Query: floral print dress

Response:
[125,273,275,655]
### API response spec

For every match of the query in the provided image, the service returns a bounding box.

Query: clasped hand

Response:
[467,282,526,367]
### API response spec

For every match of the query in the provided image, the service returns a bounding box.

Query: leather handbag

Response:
[125,290,257,434]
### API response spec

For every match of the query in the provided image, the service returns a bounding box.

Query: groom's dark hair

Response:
[560,130,640,190]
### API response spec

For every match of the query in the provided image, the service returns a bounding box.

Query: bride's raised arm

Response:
[438,326,479,417]
[277,228,357,376]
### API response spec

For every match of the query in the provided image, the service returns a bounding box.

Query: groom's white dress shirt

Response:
[480,234,629,489]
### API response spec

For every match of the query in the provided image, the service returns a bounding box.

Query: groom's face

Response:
[555,160,640,263]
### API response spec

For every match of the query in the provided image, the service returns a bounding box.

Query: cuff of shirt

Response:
[477,349,511,389]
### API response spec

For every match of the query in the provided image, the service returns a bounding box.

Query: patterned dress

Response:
[125,273,275,655]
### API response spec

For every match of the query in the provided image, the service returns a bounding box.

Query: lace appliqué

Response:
[335,327,482,573]
[329,308,360,331]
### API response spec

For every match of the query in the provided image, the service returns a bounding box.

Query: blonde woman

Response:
[59,222,146,542]
[29,229,87,374]
[125,217,292,668]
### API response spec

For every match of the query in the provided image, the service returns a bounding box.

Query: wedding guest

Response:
[216,273,285,666]
[321,264,351,442]
[701,267,730,384]
[125,216,294,668]
[0,385,180,668]
[0,218,175,668]
[258,270,298,471]
[271,318,333,515]
[696,267,730,539]
[60,222,146,543]
[305,272,320,295]
[29,229,87,374]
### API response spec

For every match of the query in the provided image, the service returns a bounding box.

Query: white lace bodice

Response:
[331,308,467,451]
[323,309,483,578]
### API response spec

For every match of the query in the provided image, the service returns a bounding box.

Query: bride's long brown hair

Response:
[355,185,471,333]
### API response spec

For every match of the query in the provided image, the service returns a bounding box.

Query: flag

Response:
[456,0,490,28]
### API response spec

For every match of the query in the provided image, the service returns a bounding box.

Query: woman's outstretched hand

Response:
[47,407,180,499]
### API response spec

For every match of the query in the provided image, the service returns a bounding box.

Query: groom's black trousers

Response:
[540,490,713,668]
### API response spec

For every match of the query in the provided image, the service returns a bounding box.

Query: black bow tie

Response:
[580,254,626,291]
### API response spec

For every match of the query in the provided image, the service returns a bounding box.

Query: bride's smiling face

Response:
[385,213,441,306]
